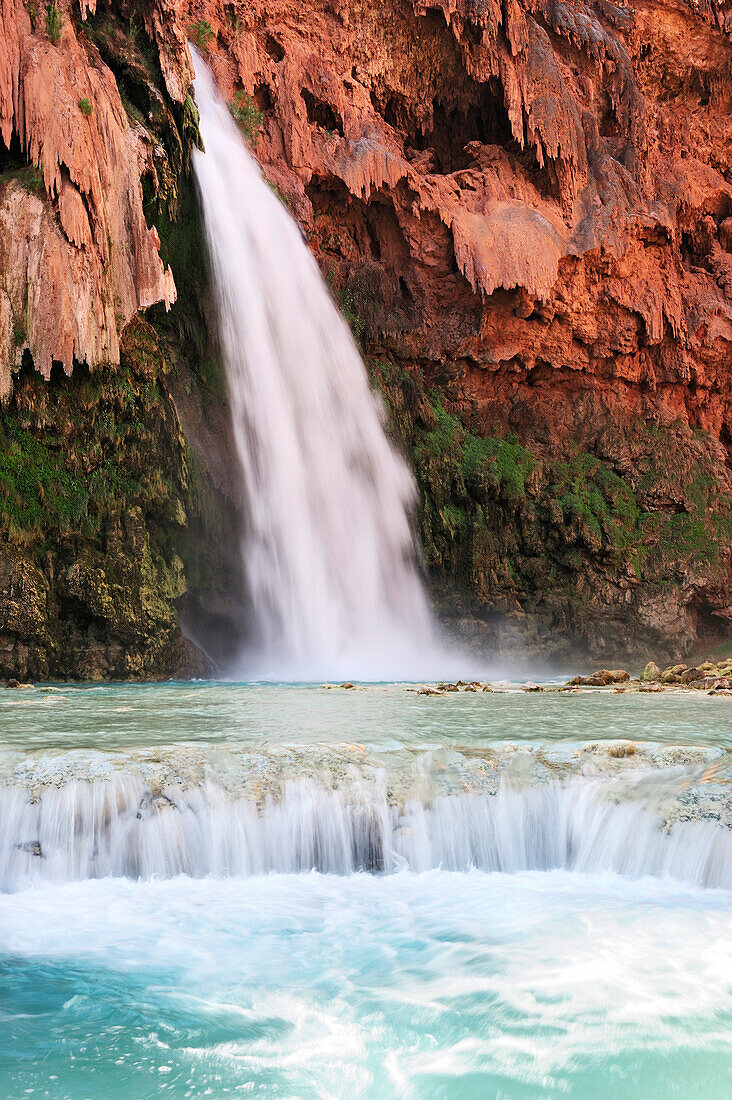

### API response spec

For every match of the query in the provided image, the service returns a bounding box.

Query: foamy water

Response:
[2,871,731,1097]
[2,759,731,891]
[1,662,730,1097]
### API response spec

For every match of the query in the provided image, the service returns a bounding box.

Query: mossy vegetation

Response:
[0,315,241,679]
[45,1,63,45]
[24,0,39,31]
[0,422,89,535]
[336,286,367,345]
[368,364,731,646]
[266,181,291,208]
[652,476,732,567]
[547,453,644,556]
[0,131,45,198]
[0,338,177,548]
[189,20,215,51]
[332,265,390,349]
[416,397,536,502]
[230,91,263,146]
[0,326,185,677]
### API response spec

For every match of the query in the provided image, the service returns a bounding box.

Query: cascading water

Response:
[3,684,731,1096]
[191,52,441,680]
[2,741,730,891]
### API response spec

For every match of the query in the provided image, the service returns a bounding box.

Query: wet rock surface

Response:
[614,654,732,692]
[1,737,729,829]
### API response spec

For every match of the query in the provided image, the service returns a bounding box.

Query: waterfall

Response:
[2,747,730,891]
[2,771,730,890]
[191,52,441,681]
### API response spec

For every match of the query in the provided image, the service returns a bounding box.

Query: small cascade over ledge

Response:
[1,743,730,891]
[191,52,442,681]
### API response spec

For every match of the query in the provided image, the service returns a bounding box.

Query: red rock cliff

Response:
[180,0,732,658]
[1,0,731,665]
[0,0,175,398]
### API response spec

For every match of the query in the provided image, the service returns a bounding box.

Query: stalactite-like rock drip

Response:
[205,0,732,335]
[0,0,175,399]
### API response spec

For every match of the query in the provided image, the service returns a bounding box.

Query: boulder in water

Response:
[641,661,662,682]
[567,669,624,687]
[680,668,702,684]
[661,664,687,684]
[587,669,620,686]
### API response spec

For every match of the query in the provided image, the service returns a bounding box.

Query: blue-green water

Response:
[1,680,730,752]
[1,684,731,1097]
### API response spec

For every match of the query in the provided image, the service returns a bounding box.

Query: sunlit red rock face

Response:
[182,0,732,659]
[187,0,732,413]
[0,0,175,399]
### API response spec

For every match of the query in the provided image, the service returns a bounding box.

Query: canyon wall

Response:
[0,0,731,674]
[189,0,732,662]
[0,0,176,396]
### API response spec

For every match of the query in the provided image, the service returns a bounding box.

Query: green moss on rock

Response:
[0,318,220,680]
[370,365,731,660]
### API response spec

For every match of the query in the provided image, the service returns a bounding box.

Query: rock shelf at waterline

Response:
[1,741,730,890]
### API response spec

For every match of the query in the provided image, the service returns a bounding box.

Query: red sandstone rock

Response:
[0,0,175,397]
[172,0,730,446]
[177,0,730,650]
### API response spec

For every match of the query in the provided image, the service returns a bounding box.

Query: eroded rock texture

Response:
[0,3,239,680]
[0,0,175,397]
[186,0,732,660]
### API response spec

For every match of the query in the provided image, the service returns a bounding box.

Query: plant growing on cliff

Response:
[267,181,291,208]
[225,9,245,37]
[24,0,39,31]
[230,91,263,145]
[2,165,45,196]
[336,286,366,344]
[45,2,63,45]
[78,98,93,117]
[189,20,215,51]
[0,423,89,534]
